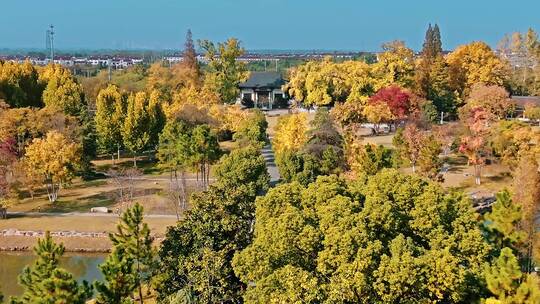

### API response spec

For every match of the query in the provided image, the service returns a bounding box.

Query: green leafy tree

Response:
[484,190,525,256]
[484,248,540,303]
[156,147,269,302]
[348,143,394,176]
[275,151,320,186]
[157,120,193,216]
[190,124,221,189]
[233,171,489,303]
[10,232,92,304]
[417,133,443,180]
[232,109,268,148]
[95,203,155,304]
[123,92,163,166]
[200,38,247,103]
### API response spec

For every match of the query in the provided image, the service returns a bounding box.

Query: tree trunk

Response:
[474,164,481,185]
[133,154,137,167]
[180,170,187,210]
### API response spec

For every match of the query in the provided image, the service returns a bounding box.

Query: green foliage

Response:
[484,191,524,256]
[10,232,92,304]
[484,248,540,303]
[95,203,155,304]
[0,61,43,108]
[156,147,269,302]
[233,109,268,148]
[122,91,164,159]
[41,65,86,116]
[351,144,394,175]
[95,84,126,154]
[200,38,247,103]
[417,133,443,179]
[275,108,344,184]
[275,151,320,186]
[122,92,151,157]
[157,120,193,172]
[233,171,489,303]
[213,146,270,197]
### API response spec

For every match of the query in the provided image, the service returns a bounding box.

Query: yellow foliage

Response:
[272,113,308,154]
[23,131,81,202]
[446,42,510,95]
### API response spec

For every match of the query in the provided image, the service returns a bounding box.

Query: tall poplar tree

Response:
[95,84,126,160]
[122,92,163,166]
[10,232,92,304]
[512,154,540,273]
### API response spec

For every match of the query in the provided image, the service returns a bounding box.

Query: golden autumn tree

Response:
[200,38,247,104]
[40,64,86,116]
[512,154,540,273]
[95,84,126,160]
[464,83,513,119]
[122,91,164,166]
[272,113,308,155]
[372,40,416,90]
[447,42,510,97]
[23,131,81,203]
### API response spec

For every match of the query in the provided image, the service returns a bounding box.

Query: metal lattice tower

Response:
[45,24,54,63]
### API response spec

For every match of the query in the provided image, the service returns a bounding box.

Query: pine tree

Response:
[422,23,434,58]
[10,232,92,304]
[183,29,199,73]
[432,24,443,55]
[484,247,540,303]
[94,247,137,304]
[122,93,151,167]
[95,203,155,304]
[484,190,525,255]
[421,23,443,59]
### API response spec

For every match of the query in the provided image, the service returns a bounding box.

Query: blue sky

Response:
[0,0,538,51]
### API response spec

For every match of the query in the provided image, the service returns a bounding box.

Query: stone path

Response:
[262,142,280,186]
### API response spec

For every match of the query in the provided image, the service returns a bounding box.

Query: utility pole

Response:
[49,24,55,63]
[107,58,112,82]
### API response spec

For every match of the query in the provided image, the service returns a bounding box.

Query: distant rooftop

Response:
[511,95,540,107]
[239,71,285,89]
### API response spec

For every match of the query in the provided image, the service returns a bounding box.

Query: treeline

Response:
[0,30,262,205]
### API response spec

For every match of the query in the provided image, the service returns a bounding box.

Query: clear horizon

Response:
[0,0,538,51]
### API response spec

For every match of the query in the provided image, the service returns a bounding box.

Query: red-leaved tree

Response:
[459,107,492,185]
[368,85,412,130]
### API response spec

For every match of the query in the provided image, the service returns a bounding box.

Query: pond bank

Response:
[0,229,165,252]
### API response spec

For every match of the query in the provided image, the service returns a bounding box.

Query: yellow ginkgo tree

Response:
[23,131,81,203]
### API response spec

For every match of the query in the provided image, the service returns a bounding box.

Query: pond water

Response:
[0,251,106,297]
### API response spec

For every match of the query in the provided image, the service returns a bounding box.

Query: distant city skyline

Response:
[0,0,538,51]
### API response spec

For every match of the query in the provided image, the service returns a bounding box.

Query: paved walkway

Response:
[262,142,280,186]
